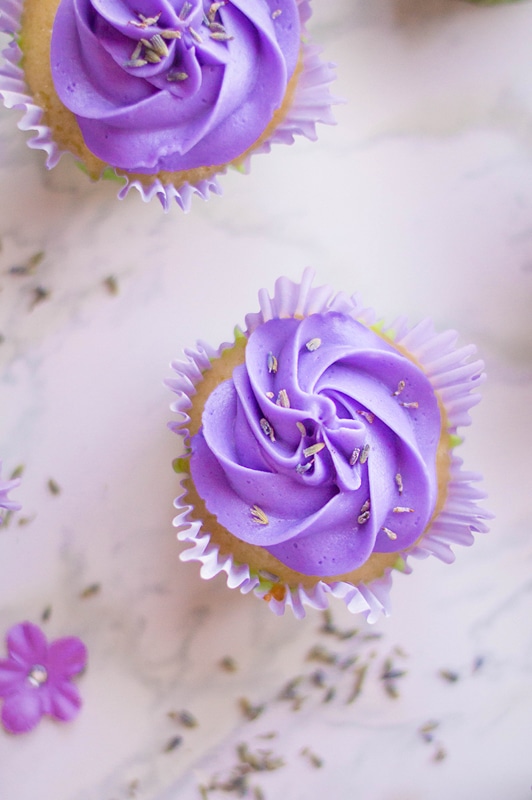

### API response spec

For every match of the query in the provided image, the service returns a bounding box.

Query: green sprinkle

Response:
[101,167,127,184]
[449,434,463,448]
[172,457,190,474]
[232,161,247,175]
[393,556,407,572]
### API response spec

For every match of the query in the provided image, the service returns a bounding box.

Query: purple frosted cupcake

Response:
[0,0,335,210]
[167,270,489,620]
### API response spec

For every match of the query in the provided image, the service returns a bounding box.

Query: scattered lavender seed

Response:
[188,26,203,43]
[169,709,198,728]
[383,681,400,699]
[323,686,336,703]
[237,742,284,771]
[278,676,303,701]
[306,644,337,665]
[472,655,485,673]
[103,275,119,295]
[163,735,183,753]
[144,49,162,63]
[359,443,370,464]
[300,747,323,768]
[310,669,327,688]
[179,1,192,19]
[30,286,50,309]
[303,442,325,458]
[250,505,268,525]
[362,632,383,642]
[167,71,189,81]
[267,351,278,374]
[238,697,265,721]
[381,667,407,681]
[17,515,35,526]
[392,380,406,396]
[346,663,368,704]
[219,655,238,672]
[419,720,440,743]
[349,448,360,466]
[433,745,447,762]
[9,250,44,276]
[209,30,233,40]
[439,669,460,683]
[276,388,290,408]
[47,478,61,495]
[79,582,101,599]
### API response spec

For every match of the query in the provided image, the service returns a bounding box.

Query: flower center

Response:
[27,664,48,688]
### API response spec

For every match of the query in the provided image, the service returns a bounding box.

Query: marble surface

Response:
[1,0,532,798]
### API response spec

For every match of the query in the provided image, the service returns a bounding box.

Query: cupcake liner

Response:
[0,0,336,211]
[168,268,490,621]
[0,461,21,515]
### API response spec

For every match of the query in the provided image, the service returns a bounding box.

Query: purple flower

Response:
[0,461,21,515]
[0,622,87,734]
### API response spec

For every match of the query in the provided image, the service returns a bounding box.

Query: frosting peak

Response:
[190,313,443,577]
[50,0,301,172]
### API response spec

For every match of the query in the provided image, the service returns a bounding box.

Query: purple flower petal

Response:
[0,659,26,697]
[49,681,83,722]
[6,622,48,667]
[48,637,87,678]
[1,689,43,734]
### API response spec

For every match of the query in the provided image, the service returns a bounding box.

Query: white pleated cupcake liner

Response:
[0,460,21,515]
[0,0,336,211]
[168,268,490,621]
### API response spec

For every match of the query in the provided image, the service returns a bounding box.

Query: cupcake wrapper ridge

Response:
[168,268,490,620]
[0,0,337,211]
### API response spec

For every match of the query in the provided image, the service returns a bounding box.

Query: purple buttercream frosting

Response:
[50,0,301,172]
[190,312,442,577]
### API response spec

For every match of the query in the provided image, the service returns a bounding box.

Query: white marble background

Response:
[1,0,532,798]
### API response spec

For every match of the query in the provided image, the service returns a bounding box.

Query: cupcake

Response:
[168,270,489,620]
[0,0,336,210]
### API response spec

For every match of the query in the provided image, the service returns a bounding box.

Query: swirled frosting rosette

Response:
[0,0,335,209]
[167,269,490,620]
